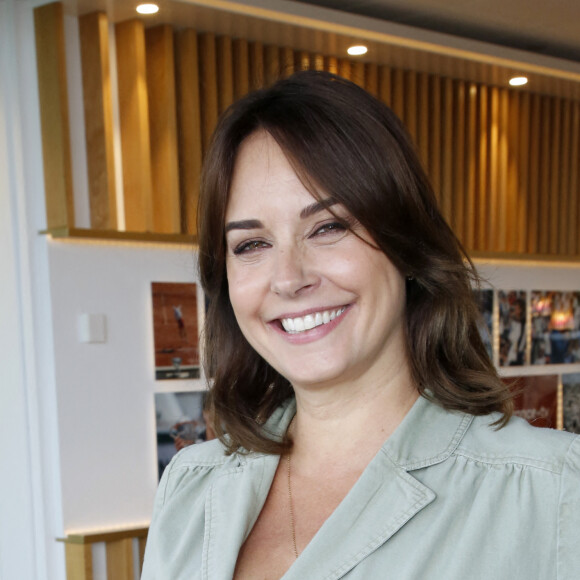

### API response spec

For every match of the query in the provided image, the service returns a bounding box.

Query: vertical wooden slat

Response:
[233,38,250,98]
[324,55,338,75]
[338,58,351,80]
[391,69,404,121]
[78,11,117,230]
[465,83,477,250]
[264,45,280,85]
[378,66,391,106]
[538,96,551,254]
[488,86,500,252]
[311,53,324,71]
[295,50,309,72]
[429,75,442,205]
[216,35,234,113]
[106,538,134,580]
[198,33,219,154]
[145,25,180,234]
[404,71,418,143]
[351,61,365,87]
[280,47,295,77]
[559,100,571,254]
[249,41,264,88]
[517,92,530,253]
[506,91,520,253]
[441,77,453,226]
[496,88,509,252]
[175,29,202,234]
[417,73,429,169]
[115,19,153,231]
[527,94,541,254]
[365,63,378,97]
[549,98,562,254]
[65,543,93,580]
[475,84,488,251]
[568,102,580,255]
[34,2,74,230]
[452,80,465,241]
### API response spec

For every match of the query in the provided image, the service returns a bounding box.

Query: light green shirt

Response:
[142,396,580,579]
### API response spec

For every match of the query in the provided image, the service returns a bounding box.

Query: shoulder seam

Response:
[453,449,563,474]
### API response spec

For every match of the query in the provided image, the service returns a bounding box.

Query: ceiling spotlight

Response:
[136,3,159,14]
[509,76,528,87]
[347,45,368,56]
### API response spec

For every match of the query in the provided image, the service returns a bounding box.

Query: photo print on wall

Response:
[503,375,559,429]
[563,373,580,434]
[155,391,215,479]
[151,282,200,380]
[531,291,580,364]
[498,290,527,366]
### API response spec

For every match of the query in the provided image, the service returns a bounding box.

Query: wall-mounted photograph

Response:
[563,373,580,434]
[498,290,527,366]
[151,282,200,380]
[531,291,580,364]
[473,289,493,359]
[504,375,559,428]
[154,391,214,479]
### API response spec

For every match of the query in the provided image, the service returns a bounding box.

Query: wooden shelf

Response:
[43,227,197,246]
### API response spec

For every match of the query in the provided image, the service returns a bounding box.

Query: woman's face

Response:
[224,131,408,391]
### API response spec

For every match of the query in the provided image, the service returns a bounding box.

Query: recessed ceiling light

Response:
[347,45,368,56]
[509,76,528,87]
[136,3,159,14]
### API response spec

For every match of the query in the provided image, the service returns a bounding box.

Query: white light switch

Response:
[78,313,107,343]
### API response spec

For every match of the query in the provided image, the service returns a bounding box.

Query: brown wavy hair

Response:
[198,70,512,454]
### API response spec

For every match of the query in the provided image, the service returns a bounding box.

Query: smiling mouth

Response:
[280,307,347,334]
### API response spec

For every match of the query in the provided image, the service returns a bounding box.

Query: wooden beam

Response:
[34,1,74,230]
[106,538,134,580]
[65,543,93,580]
[115,19,153,231]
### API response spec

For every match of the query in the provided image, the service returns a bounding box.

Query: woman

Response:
[142,71,580,579]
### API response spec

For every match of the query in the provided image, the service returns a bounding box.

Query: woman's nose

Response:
[269,246,319,297]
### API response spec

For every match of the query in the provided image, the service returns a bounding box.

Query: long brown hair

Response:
[198,70,512,454]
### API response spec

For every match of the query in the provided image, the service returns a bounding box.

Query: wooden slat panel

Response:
[475,84,488,251]
[506,91,520,253]
[351,61,365,88]
[324,55,338,75]
[549,98,562,254]
[568,102,580,255]
[249,41,264,88]
[233,39,249,98]
[452,80,465,241]
[311,53,324,71]
[365,63,378,97]
[538,96,551,254]
[338,58,351,80]
[391,69,404,121]
[465,83,477,250]
[106,538,134,580]
[527,94,541,254]
[65,543,93,580]
[404,71,417,143]
[497,88,509,252]
[280,47,295,77]
[145,25,180,234]
[440,77,453,226]
[198,33,219,153]
[559,100,571,254]
[295,51,309,72]
[34,2,74,230]
[115,19,153,232]
[428,75,442,205]
[488,86,499,252]
[78,11,117,230]
[217,35,234,113]
[417,73,429,169]
[265,45,280,85]
[517,92,530,253]
[378,66,391,106]
[175,28,202,234]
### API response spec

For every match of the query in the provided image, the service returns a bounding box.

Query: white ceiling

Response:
[291,0,580,63]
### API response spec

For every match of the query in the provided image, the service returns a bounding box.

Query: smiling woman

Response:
[141,71,580,580]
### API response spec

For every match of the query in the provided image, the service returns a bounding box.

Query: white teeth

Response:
[281,307,346,334]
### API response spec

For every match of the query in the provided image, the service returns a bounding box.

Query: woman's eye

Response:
[312,221,347,237]
[232,240,268,255]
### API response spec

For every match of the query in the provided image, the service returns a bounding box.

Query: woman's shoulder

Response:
[458,412,580,474]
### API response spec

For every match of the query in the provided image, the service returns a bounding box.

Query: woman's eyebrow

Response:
[225,219,263,234]
[299,198,337,219]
